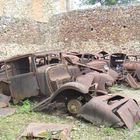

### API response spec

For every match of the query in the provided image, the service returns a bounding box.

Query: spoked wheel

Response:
[67,99,82,115]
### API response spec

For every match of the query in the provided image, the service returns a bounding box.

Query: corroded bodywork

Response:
[79,95,140,129]
[0,51,140,130]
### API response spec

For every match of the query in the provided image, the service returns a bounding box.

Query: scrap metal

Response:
[0,51,140,130]
[21,122,72,140]
[78,95,140,130]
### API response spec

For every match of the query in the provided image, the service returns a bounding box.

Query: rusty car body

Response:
[0,52,63,101]
[0,51,112,102]
[0,51,140,130]
[63,52,109,70]
[109,53,140,88]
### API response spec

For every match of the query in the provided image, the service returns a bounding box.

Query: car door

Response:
[7,56,39,100]
[9,72,39,100]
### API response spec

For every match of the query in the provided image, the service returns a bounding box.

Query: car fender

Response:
[50,82,89,102]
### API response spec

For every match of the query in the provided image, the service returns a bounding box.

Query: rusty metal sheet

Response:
[107,69,119,81]
[123,62,139,71]
[0,94,11,108]
[76,72,114,93]
[0,107,16,117]
[78,95,123,127]
[94,73,115,92]
[135,64,140,81]
[21,122,73,140]
[87,60,107,70]
[116,99,140,130]
[78,95,140,129]
[73,62,104,73]
[76,72,95,88]
[126,74,140,89]
[63,54,80,63]
[46,64,72,93]
[9,72,39,100]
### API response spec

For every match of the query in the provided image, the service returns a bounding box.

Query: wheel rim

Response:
[67,99,82,115]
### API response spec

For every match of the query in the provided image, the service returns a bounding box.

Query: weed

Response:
[20,100,31,113]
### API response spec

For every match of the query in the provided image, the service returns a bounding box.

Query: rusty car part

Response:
[72,62,104,73]
[78,95,140,129]
[123,62,139,71]
[77,52,98,63]
[21,122,72,140]
[32,81,92,112]
[33,94,140,130]
[110,53,127,71]
[126,74,140,89]
[107,69,119,81]
[67,99,83,115]
[62,54,80,64]
[87,60,108,70]
[0,107,16,117]
[63,52,109,71]
[0,94,11,108]
[0,54,39,101]
[97,51,109,59]
[76,72,114,93]
[65,52,99,63]
[123,57,140,81]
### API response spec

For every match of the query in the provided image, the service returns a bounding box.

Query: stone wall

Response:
[0,0,53,22]
[0,17,48,59]
[0,16,62,59]
[0,5,140,59]
[48,5,140,54]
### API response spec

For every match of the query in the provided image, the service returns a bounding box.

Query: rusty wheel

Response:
[67,99,82,115]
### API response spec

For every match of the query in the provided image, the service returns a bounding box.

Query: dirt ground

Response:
[0,85,140,140]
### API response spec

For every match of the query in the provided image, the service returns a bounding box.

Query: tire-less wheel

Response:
[67,99,82,115]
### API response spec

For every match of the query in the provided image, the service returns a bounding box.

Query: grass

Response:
[0,86,140,140]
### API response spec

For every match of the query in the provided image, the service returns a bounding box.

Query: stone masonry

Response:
[48,5,140,54]
[0,4,140,58]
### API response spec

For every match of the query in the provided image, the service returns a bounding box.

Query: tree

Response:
[82,0,138,6]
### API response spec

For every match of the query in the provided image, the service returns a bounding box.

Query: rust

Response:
[0,107,16,117]
[126,74,140,89]
[0,51,140,130]
[110,53,126,71]
[98,51,109,59]
[78,95,140,129]
[87,60,108,70]
[21,123,72,140]
[0,94,11,108]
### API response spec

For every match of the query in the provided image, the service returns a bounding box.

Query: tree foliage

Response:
[82,0,138,5]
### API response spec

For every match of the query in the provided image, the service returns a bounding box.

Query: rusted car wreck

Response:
[0,51,140,130]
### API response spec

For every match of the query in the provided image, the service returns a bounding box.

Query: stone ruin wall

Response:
[0,0,53,58]
[49,5,140,54]
[0,4,140,58]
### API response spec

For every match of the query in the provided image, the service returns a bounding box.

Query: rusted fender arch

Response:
[31,82,90,111]
[50,82,90,102]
